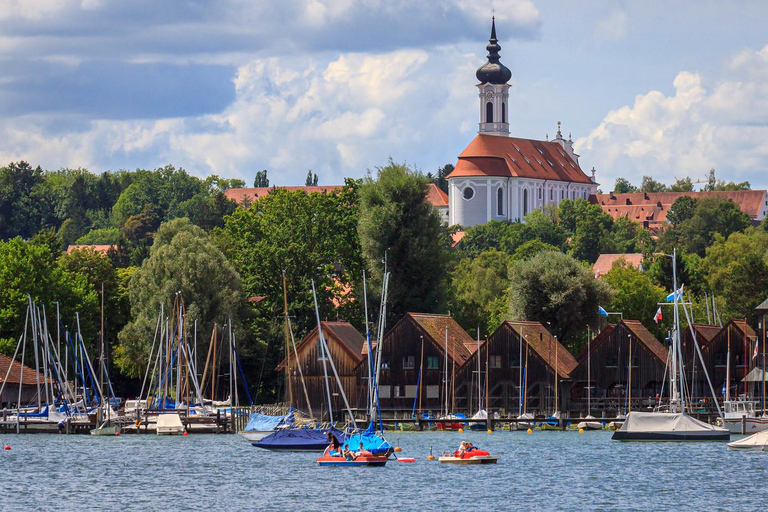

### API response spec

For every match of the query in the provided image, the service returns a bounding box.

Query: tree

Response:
[0,161,56,240]
[669,177,695,192]
[512,239,561,261]
[430,164,452,193]
[558,199,614,263]
[304,170,319,186]
[704,168,750,191]
[667,196,698,227]
[646,250,706,297]
[702,230,768,323]
[450,249,511,335]
[115,218,245,377]
[454,220,518,259]
[603,260,668,337]
[508,251,612,348]
[76,227,121,245]
[358,160,451,325]
[254,170,270,188]
[641,176,667,193]
[613,177,637,194]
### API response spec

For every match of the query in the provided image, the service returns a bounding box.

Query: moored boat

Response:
[438,449,497,464]
[611,411,729,441]
[252,426,348,452]
[727,429,768,451]
[316,446,388,466]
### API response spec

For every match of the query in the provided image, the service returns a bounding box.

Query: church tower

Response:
[476,17,511,136]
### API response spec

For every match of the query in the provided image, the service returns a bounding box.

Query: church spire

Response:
[476,17,512,85]
[476,18,511,137]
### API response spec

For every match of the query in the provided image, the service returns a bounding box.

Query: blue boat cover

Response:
[252,427,348,451]
[22,405,49,418]
[244,406,295,432]
[345,422,392,455]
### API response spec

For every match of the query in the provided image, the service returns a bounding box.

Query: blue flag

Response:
[598,306,608,316]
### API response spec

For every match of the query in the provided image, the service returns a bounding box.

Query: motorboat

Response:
[436,414,466,431]
[611,411,729,441]
[577,415,604,431]
[719,400,768,434]
[252,427,349,452]
[156,412,185,435]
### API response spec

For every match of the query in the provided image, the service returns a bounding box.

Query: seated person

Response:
[457,441,467,457]
[466,442,476,452]
[342,444,356,461]
[327,432,341,456]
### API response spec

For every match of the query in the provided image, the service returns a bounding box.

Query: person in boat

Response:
[457,441,467,457]
[327,431,341,456]
[466,442,476,453]
[342,444,356,461]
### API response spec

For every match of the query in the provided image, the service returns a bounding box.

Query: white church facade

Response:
[447,19,598,227]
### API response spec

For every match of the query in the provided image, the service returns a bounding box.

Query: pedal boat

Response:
[317,446,388,467]
[438,449,497,464]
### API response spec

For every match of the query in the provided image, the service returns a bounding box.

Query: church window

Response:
[561,190,564,200]
[502,102,506,123]
[497,188,504,215]
[538,188,542,199]
[486,102,494,123]
[463,187,475,200]
[523,189,529,216]
[549,189,553,200]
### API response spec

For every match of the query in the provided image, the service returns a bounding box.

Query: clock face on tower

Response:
[485,91,493,100]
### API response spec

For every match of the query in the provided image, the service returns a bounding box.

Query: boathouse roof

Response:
[276,321,365,371]
[0,354,52,386]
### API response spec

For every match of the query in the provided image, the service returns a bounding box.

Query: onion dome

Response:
[475,17,512,85]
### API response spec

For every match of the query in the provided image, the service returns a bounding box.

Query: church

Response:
[447,19,598,228]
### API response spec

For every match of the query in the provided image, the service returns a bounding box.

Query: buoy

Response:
[526,428,533,434]
[427,446,435,460]
[487,429,492,434]
[4,445,10,450]
[183,431,189,436]
[457,428,464,433]
[115,431,120,437]
[394,446,402,452]
[579,428,584,434]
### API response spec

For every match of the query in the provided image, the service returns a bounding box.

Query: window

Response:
[523,189,529,216]
[509,350,521,368]
[394,386,402,398]
[490,355,502,368]
[486,102,494,123]
[497,187,504,215]
[402,356,415,370]
[463,187,474,200]
[427,356,438,370]
[549,189,553,200]
[538,188,542,199]
[560,190,564,200]
[502,102,506,123]
[606,354,618,368]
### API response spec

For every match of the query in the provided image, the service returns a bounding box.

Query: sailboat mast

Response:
[627,336,632,413]
[312,280,334,424]
[444,326,448,417]
[99,283,105,411]
[362,270,373,419]
[485,338,489,414]
[587,326,591,416]
[518,327,523,416]
[672,248,685,413]
[476,327,481,413]
[744,319,748,399]
[418,335,424,414]
[523,338,529,415]
[554,335,558,413]
[726,329,731,402]
[282,272,293,405]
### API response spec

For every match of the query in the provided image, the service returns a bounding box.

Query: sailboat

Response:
[578,327,604,431]
[91,284,120,436]
[437,327,466,431]
[514,326,534,431]
[538,333,560,431]
[612,249,729,441]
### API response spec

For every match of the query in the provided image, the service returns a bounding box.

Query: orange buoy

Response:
[457,428,464,433]
[394,446,402,452]
[427,455,435,460]
[526,428,533,434]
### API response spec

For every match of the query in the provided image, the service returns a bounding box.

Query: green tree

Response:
[703,168,750,191]
[449,249,511,335]
[669,177,695,192]
[559,199,614,263]
[603,260,668,337]
[115,218,245,377]
[430,164,452,193]
[702,230,768,323]
[455,220,517,259]
[667,196,698,227]
[508,251,613,349]
[512,239,561,261]
[304,170,319,186]
[254,170,270,188]
[76,227,121,245]
[359,160,451,325]
[641,176,667,193]
[613,177,637,194]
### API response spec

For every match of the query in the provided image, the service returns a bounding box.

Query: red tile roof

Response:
[450,231,466,248]
[593,253,644,277]
[448,134,593,184]
[592,190,768,223]
[65,244,115,255]
[425,183,448,207]
[224,186,344,204]
[0,354,51,386]
[622,320,668,364]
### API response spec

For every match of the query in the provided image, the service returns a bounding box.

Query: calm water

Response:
[1,430,766,511]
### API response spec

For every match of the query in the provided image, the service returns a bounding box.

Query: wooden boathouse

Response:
[698,319,758,399]
[456,321,578,416]
[680,323,722,399]
[569,320,668,415]
[275,321,365,422]
[0,354,51,408]
[357,313,476,415]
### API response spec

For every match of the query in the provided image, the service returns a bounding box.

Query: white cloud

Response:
[594,9,629,41]
[575,44,768,189]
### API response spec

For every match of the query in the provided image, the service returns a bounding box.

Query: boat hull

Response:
[438,456,497,464]
[722,417,768,434]
[612,430,730,441]
[90,426,120,436]
[317,456,387,467]
[238,430,272,442]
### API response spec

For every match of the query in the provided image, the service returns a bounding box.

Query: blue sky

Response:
[0,0,766,191]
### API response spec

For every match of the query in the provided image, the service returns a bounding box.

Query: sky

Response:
[0,0,767,191]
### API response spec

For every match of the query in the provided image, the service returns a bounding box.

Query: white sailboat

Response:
[613,249,729,441]
[578,328,604,431]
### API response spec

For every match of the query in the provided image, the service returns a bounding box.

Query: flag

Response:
[594,270,601,279]
[598,306,608,316]
[653,307,662,324]
[666,286,684,302]
[753,340,759,360]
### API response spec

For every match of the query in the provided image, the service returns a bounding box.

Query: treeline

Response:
[0,159,766,403]
[611,168,750,194]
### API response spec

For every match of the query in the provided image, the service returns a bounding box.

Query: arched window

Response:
[523,189,529,216]
[497,187,504,216]
[502,102,506,123]
[486,102,494,123]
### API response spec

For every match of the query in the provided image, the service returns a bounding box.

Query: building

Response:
[65,244,115,255]
[569,321,668,414]
[698,319,758,400]
[0,354,50,408]
[446,19,598,228]
[593,253,644,278]
[275,321,365,421]
[359,313,476,414]
[456,321,578,416]
[593,190,768,230]
[681,323,723,399]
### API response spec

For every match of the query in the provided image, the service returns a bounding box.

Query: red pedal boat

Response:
[317,446,389,467]
[438,449,497,464]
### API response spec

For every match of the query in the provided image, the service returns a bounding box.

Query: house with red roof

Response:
[447,19,598,227]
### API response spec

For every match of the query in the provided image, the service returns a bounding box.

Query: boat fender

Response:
[398,457,415,463]
[115,431,120,436]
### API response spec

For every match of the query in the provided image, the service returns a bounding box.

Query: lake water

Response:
[1,430,766,511]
